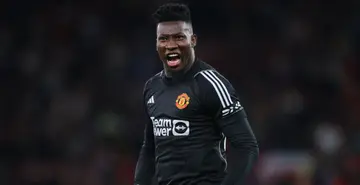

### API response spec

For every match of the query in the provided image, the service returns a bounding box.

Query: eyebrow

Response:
[158,32,184,36]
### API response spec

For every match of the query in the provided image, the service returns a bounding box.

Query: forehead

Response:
[157,21,192,35]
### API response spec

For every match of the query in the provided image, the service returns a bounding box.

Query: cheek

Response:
[179,43,192,53]
[178,40,191,47]
[157,47,167,59]
[156,44,164,52]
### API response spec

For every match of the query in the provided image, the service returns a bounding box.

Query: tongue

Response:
[167,58,181,67]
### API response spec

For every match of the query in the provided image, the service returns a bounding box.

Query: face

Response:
[156,21,197,72]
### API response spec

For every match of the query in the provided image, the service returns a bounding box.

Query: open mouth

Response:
[166,53,181,67]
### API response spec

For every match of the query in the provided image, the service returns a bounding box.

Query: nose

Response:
[165,39,178,50]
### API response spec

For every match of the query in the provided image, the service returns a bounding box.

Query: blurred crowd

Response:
[1,0,359,185]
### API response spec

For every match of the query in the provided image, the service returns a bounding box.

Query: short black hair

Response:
[152,2,192,24]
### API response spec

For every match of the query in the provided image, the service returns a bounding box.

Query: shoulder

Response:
[193,60,235,98]
[193,68,242,117]
[193,63,238,105]
[194,68,234,94]
[143,71,163,103]
[193,60,232,86]
[143,71,163,91]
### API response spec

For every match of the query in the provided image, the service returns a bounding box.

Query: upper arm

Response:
[195,70,243,119]
[196,70,258,151]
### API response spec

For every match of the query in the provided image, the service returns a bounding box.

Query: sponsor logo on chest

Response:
[150,117,190,137]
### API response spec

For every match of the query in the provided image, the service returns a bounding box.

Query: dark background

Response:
[1,0,360,184]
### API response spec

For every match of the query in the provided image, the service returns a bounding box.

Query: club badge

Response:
[175,93,190,110]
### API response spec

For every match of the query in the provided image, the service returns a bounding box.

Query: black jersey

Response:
[134,59,259,185]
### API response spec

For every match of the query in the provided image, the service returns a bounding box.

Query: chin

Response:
[167,65,184,72]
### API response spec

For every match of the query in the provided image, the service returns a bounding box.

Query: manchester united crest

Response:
[175,93,190,110]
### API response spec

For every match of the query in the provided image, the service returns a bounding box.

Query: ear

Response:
[156,38,159,51]
[191,34,197,48]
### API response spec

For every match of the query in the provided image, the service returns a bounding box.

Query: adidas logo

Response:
[147,96,155,104]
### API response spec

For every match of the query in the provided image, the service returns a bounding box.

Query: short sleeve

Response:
[195,70,243,119]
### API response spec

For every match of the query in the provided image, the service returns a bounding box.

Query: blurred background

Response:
[1,0,359,184]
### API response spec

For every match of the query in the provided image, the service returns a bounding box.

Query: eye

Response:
[175,35,185,40]
[158,36,168,41]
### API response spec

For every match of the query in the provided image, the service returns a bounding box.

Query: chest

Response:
[145,83,202,119]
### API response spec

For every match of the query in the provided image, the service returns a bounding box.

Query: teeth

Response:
[168,53,179,57]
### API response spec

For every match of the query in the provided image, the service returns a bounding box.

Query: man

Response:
[134,2,259,185]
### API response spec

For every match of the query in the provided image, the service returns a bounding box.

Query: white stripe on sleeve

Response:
[208,70,233,104]
[200,71,226,108]
[202,71,231,106]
